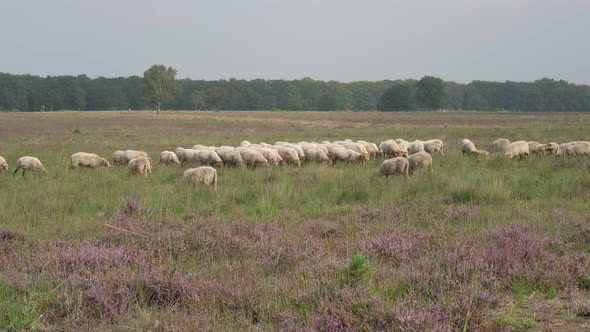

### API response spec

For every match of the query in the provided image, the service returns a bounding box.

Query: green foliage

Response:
[191,90,206,110]
[378,83,413,111]
[340,254,371,282]
[415,76,444,110]
[143,65,179,113]
[2,71,590,112]
[205,87,226,110]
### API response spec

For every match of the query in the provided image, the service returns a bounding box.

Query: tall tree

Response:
[143,65,178,114]
[415,76,444,110]
[379,83,413,111]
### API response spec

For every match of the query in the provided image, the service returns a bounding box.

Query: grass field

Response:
[1,111,590,331]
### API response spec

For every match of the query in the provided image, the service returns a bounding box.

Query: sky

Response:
[1,0,589,84]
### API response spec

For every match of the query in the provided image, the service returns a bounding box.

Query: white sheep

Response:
[460,140,478,155]
[13,156,48,177]
[490,138,510,155]
[0,156,8,172]
[276,146,302,167]
[239,148,269,167]
[112,150,126,166]
[564,141,590,156]
[128,157,152,176]
[123,150,150,164]
[71,152,111,169]
[183,166,217,189]
[217,149,244,167]
[505,141,529,159]
[379,157,409,178]
[159,151,181,166]
[408,152,433,175]
[304,147,331,164]
[331,148,364,164]
[420,139,444,155]
[408,141,425,155]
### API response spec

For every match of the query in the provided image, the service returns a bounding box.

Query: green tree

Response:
[415,76,444,110]
[191,90,206,110]
[205,87,226,110]
[143,65,178,114]
[379,84,413,111]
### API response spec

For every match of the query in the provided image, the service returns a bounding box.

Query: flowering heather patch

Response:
[363,231,429,266]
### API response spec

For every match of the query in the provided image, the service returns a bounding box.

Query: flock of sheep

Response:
[460,138,590,159]
[0,138,588,189]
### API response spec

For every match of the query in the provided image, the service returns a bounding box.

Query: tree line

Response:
[1,70,589,112]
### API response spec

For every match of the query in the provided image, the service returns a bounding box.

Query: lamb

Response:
[276,147,302,166]
[183,166,217,189]
[239,148,269,167]
[564,141,590,156]
[0,156,8,172]
[379,157,409,178]
[420,139,444,155]
[505,141,529,159]
[331,148,364,164]
[159,151,181,166]
[490,138,510,155]
[128,157,152,176]
[408,152,433,175]
[71,152,111,169]
[13,156,48,177]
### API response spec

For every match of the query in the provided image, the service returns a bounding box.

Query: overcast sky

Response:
[1,0,589,84]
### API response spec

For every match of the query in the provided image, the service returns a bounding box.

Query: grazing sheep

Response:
[460,140,478,155]
[217,149,244,167]
[196,150,224,167]
[505,141,529,159]
[276,147,302,167]
[408,152,433,175]
[564,141,590,156]
[123,150,150,164]
[379,157,409,178]
[304,147,331,164]
[112,150,126,166]
[357,141,379,159]
[13,156,48,177]
[545,142,560,156]
[490,138,510,155]
[395,139,411,152]
[331,148,364,164]
[0,156,8,172]
[128,157,152,176]
[420,139,444,155]
[240,140,251,147]
[183,166,217,189]
[71,152,111,169]
[258,148,283,166]
[240,148,269,167]
[341,143,370,160]
[408,141,425,155]
[379,140,407,158]
[160,151,181,166]
[527,141,541,153]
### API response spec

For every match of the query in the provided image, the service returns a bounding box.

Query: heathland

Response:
[1,111,589,331]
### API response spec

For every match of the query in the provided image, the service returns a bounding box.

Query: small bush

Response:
[340,254,371,283]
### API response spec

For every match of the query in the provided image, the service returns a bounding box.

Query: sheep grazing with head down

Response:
[490,138,510,155]
[71,152,111,169]
[13,156,48,177]
[420,139,444,155]
[0,156,8,172]
[239,148,269,168]
[112,150,126,166]
[379,157,409,178]
[183,166,217,189]
[408,152,433,175]
[128,157,152,176]
[460,139,478,156]
[505,141,529,159]
[159,151,181,167]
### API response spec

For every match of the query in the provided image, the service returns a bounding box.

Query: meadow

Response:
[1,110,589,331]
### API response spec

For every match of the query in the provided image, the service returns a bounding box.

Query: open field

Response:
[1,111,590,331]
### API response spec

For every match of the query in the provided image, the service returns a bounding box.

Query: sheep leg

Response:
[13,167,19,177]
